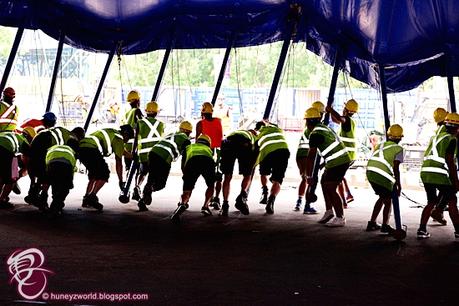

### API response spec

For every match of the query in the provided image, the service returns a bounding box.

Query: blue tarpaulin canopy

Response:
[0,0,458,92]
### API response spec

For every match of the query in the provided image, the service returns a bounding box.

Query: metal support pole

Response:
[447,75,457,113]
[263,36,291,120]
[211,38,233,106]
[46,32,65,112]
[378,64,390,131]
[152,46,172,101]
[84,49,115,131]
[0,27,24,94]
[323,50,342,125]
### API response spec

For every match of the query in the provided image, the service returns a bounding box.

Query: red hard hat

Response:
[3,87,15,98]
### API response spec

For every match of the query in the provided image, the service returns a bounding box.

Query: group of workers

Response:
[1,86,459,240]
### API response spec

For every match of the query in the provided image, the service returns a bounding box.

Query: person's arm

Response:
[195,121,202,142]
[326,106,345,124]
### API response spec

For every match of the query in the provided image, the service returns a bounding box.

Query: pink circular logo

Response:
[7,248,53,300]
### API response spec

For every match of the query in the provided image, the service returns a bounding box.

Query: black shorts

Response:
[0,147,14,184]
[220,138,256,176]
[47,161,74,190]
[369,181,392,198]
[259,148,290,184]
[424,183,456,204]
[79,147,110,181]
[321,162,350,183]
[183,155,216,190]
[147,152,171,192]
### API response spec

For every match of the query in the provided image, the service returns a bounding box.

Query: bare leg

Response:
[90,180,106,195]
[343,178,353,200]
[214,181,222,199]
[370,197,384,222]
[381,197,392,225]
[337,182,346,207]
[222,174,232,202]
[323,181,344,217]
[270,181,281,198]
[0,184,13,201]
[204,186,215,208]
[420,202,436,227]
[181,190,192,205]
[261,175,268,188]
[241,175,251,193]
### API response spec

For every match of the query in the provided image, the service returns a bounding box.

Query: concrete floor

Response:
[1,173,458,305]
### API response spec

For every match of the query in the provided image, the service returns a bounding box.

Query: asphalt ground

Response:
[1,172,458,306]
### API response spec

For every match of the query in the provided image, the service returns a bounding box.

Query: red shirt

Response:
[20,118,45,132]
[201,118,223,148]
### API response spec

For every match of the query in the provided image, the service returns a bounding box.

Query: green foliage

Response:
[0,26,14,61]
[117,42,369,89]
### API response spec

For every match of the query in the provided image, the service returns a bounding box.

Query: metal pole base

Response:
[392,226,407,241]
[118,193,130,204]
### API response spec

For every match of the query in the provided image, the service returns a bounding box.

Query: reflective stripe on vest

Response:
[1,104,16,119]
[50,128,64,145]
[298,134,309,149]
[421,133,451,176]
[366,143,400,184]
[89,136,103,154]
[0,119,17,126]
[142,118,161,139]
[313,126,349,164]
[50,147,74,156]
[367,166,396,183]
[232,130,255,144]
[100,129,112,155]
[421,167,449,176]
[4,133,19,152]
[258,132,285,152]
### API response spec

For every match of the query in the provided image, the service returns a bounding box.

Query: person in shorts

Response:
[170,134,215,222]
[365,124,404,234]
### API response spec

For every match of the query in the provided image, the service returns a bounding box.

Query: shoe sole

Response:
[318,215,334,224]
[235,204,249,215]
[201,210,212,216]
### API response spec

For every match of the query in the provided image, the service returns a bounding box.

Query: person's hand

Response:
[325,106,332,113]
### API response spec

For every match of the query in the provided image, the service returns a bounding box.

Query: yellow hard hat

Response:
[387,124,404,139]
[433,107,448,123]
[145,101,159,114]
[127,90,140,103]
[201,102,213,114]
[444,112,459,126]
[344,99,359,113]
[179,120,193,132]
[311,101,325,114]
[22,126,36,139]
[197,134,211,146]
[304,107,321,119]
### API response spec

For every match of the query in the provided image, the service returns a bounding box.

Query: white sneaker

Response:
[325,217,346,227]
[318,210,334,224]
